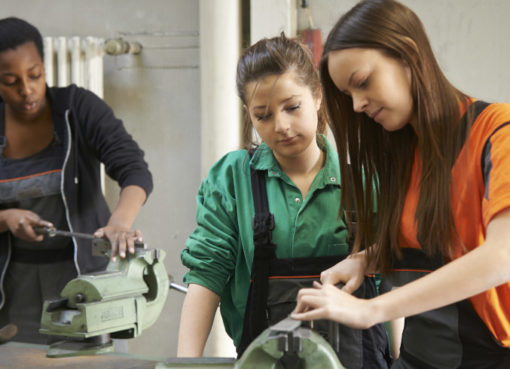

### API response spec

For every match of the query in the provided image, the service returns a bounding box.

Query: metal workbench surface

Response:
[0,341,160,369]
[0,342,236,369]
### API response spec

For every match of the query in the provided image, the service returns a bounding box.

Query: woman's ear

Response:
[243,104,253,125]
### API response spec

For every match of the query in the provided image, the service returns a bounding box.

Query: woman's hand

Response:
[94,224,142,260]
[291,281,378,329]
[0,209,53,242]
[96,185,147,260]
[320,251,367,293]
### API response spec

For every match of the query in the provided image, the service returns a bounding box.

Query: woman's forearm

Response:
[369,210,510,325]
[177,284,220,357]
[107,185,147,229]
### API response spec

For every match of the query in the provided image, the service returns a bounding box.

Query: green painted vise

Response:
[39,240,169,357]
[233,318,345,369]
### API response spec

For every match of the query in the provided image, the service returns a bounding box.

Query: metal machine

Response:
[233,317,345,369]
[37,227,172,357]
[156,317,345,369]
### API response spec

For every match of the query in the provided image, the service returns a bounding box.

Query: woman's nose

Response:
[274,114,290,133]
[352,93,368,113]
[18,79,33,97]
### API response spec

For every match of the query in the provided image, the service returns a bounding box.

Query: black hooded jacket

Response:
[0,84,153,308]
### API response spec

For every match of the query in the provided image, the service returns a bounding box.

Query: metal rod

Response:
[169,282,188,294]
[34,226,95,240]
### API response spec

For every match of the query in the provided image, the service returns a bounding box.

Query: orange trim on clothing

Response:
[0,169,62,183]
[392,268,433,273]
[268,275,320,279]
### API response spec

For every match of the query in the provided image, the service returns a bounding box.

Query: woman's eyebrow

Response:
[348,70,358,86]
[252,95,300,110]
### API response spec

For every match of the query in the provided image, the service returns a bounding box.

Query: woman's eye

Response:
[256,114,271,121]
[358,78,369,89]
[1,78,17,86]
[287,104,301,112]
[30,74,42,80]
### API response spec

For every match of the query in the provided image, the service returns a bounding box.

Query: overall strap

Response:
[459,100,490,142]
[238,149,277,357]
[248,148,276,261]
[250,168,275,251]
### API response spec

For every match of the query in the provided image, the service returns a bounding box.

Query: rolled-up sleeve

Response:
[181,177,239,296]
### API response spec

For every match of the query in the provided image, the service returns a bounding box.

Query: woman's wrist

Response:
[350,249,369,273]
[365,295,386,327]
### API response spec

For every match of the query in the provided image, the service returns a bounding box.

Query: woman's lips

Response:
[370,107,383,121]
[22,101,37,111]
[279,136,297,144]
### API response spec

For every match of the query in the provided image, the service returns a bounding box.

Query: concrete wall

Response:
[297,0,510,102]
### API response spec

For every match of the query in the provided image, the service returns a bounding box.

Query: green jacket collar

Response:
[249,135,340,188]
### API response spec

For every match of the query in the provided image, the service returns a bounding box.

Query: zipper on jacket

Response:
[62,109,80,275]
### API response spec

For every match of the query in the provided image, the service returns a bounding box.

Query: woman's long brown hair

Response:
[322,0,471,273]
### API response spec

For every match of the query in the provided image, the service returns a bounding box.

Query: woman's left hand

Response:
[94,225,143,260]
[291,281,378,329]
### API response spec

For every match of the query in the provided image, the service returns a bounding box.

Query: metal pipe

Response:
[169,282,188,294]
[168,274,188,294]
[56,36,69,87]
[43,37,55,86]
[104,38,142,55]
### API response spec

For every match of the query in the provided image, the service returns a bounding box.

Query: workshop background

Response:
[2,0,509,360]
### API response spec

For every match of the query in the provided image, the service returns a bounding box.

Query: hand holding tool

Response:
[33,225,145,257]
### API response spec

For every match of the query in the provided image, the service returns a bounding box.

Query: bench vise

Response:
[39,238,169,357]
[233,317,346,369]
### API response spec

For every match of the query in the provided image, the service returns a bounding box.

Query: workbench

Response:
[0,342,235,369]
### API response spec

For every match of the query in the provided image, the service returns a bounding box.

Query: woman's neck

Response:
[3,99,53,159]
[275,140,325,199]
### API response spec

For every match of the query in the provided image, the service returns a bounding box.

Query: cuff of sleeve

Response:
[120,173,154,201]
[183,271,224,297]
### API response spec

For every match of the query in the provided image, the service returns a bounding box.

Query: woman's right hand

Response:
[320,251,367,293]
[0,209,52,242]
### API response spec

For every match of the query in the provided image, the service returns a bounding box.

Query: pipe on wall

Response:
[199,0,242,179]
[198,0,242,357]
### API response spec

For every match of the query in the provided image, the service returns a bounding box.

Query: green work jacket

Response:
[181,136,349,347]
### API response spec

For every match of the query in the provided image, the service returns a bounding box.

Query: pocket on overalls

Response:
[266,276,315,325]
[266,275,364,369]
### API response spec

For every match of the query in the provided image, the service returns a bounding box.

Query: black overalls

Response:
[238,161,391,369]
[384,248,510,369]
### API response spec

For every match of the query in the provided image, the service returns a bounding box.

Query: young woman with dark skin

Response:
[0,17,152,343]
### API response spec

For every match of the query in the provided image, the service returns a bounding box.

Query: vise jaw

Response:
[232,317,346,369]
